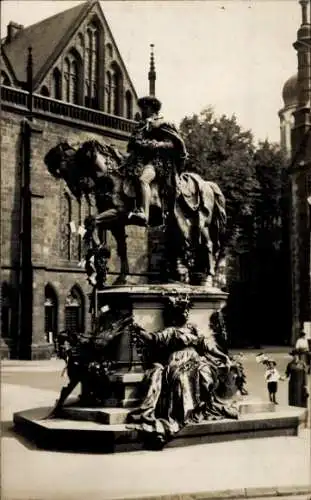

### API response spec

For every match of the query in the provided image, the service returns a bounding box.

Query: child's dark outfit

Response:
[265,365,282,403]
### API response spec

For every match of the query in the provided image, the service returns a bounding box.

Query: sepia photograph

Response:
[1,0,311,499]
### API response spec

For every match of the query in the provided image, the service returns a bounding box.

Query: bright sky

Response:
[1,0,301,143]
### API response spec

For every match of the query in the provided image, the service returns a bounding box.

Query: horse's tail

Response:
[209,182,226,258]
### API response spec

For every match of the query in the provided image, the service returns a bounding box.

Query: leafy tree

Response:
[253,140,287,251]
[180,108,259,252]
[179,108,290,346]
[252,140,290,345]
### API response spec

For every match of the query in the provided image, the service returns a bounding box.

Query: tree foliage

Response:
[179,108,290,346]
[180,108,287,255]
[253,140,287,251]
[180,108,260,251]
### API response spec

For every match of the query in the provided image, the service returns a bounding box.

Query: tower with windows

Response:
[281,0,311,343]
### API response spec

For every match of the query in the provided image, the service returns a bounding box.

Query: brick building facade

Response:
[0,1,149,359]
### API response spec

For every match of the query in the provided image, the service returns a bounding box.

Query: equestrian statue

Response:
[44,96,226,287]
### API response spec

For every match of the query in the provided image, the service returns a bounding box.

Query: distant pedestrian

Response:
[285,349,309,408]
[264,360,284,404]
[295,331,310,372]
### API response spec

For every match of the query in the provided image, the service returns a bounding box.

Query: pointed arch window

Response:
[84,25,98,109]
[113,72,119,115]
[71,60,79,104]
[60,192,72,260]
[44,284,58,344]
[40,85,50,97]
[111,62,123,116]
[125,90,133,119]
[64,58,70,102]
[52,68,61,100]
[65,286,85,333]
[77,32,84,49]
[64,54,80,104]
[106,71,112,114]
[106,43,113,59]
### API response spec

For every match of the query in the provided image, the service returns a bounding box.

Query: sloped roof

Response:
[1,1,91,86]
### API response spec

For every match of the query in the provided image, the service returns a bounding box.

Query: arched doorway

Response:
[65,285,85,333]
[44,284,58,344]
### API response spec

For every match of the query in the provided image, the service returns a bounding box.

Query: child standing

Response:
[264,360,283,404]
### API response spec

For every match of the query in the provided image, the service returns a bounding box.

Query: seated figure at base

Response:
[127,295,239,447]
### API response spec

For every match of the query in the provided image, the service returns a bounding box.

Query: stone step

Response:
[13,405,307,453]
[59,399,277,425]
[237,400,276,414]
[61,405,132,424]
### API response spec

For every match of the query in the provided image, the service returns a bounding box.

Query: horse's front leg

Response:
[96,208,127,227]
[110,225,129,285]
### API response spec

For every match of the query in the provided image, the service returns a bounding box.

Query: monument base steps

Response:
[13,403,307,453]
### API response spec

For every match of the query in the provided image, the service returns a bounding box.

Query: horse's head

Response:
[75,140,124,178]
[44,142,76,180]
[45,141,96,199]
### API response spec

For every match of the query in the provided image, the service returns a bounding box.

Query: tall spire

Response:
[295,0,311,107]
[148,44,156,96]
[289,0,311,341]
[299,0,310,25]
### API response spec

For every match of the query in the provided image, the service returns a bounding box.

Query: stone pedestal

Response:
[13,403,307,453]
[13,283,309,453]
[103,372,144,408]
[96,283,227,351]
[95,283,227,407]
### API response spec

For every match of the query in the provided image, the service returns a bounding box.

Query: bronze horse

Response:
[44,139,226,285]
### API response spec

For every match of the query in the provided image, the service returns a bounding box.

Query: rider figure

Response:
[125,96,188,226]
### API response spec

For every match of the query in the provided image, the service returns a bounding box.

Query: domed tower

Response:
[279,74,298,157]
[289,0,311,343]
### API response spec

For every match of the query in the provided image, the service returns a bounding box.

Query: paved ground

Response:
[1,350,311,500]
[1,348,295,404]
